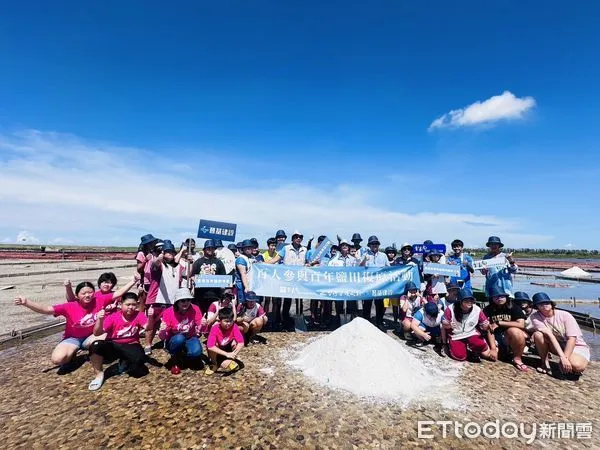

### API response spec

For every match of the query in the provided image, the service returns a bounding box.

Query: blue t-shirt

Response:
[446,253,474,288]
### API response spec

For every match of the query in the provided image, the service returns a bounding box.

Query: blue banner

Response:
[249,263,420,300]
[422,262,460,277]
[308,237,333,264]
[197,219,237,242]
[412,243,446,254]
[194,275,233,288]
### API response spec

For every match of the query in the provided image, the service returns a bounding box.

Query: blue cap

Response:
[424,302,439,316]
[486,236,504,248]
[203,239,217,249]
[275,229,287,238]
[423,240,434,245]
[250,238,259,248]
[514,291,531,302]
[227,243,237,251]
[532,292,552,306]
[404,281,418,294]
[162,240,176,253]
[458,288,475,302]
[236,242,243,249]
[351,233,363,242]
[245,291,259,302]
[241,239,254,249]
[140,234,157,245]
[447,282,460,291]
[428,248,443,257]
[214,239,223,248]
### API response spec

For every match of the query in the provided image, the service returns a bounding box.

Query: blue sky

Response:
[0,1,599,248]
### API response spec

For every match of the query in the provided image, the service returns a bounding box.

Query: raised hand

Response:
[14,295,27,306]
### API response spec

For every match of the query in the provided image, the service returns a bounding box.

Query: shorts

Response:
[494,329,528,356]
[448,334,489,361]
[60,334,104,350]
[418,324,441,337]
[558,342,591,362]
[215,342,236,365]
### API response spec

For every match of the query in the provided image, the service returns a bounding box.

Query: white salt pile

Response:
[288,317,462,407]
[561,266,592,278]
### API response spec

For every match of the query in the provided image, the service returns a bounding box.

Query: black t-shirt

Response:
[192,257,226,302]
[483,301,525,333]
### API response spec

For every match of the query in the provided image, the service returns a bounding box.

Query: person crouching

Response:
[205,307,245,375]
[158,287,204,375]
[410,302,444,355]
[236,291,268,344]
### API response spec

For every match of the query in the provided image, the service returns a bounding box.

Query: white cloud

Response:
[428,91,536,131]
[564,243,573,248]
[16,230,40,244]
[0,129,551,248]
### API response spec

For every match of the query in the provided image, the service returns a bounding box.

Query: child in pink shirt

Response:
[236,291,268,344]
[87,292,153,390]
[65,272,140,314]
[157,287,204,375]
[205,288,237,330]
[205,307,245,375]
[14,282,108,369]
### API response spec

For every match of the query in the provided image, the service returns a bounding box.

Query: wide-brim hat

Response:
[532,292,552,306]
[291,230,303,239]
[384,246,397,254]
[174,287,194,303]
[446,282,460,291]
[227,243,237,251]
[424,302,439,316]
[400,242,412,252]
[241,239,254,249]
[236,242,243,249]
[245,291,259,302]
[404,281,418,293]
[339,240,350,248]
[250,238,259,248]
[162,240,176,253]
[214,239,224,248]
[275,229,287,238]
[351,233,363,242]
[428,249,443,257]
[367,235,380,246]
[140,234,157,245]
[486,236,504,248]
[514,291,531,303]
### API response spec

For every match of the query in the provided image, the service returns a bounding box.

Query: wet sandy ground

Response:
[0,330,598,449]
[0,260,136,334]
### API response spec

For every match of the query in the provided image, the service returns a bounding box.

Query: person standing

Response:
[446,239,474,289]
[482,236,518,297]
[328,240,359,323]
[361,235,390,330]
[267,231,308,329]
[191,239,226,313]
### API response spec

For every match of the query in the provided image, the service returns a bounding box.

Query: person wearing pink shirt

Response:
[14,282,109,370]
[157,287,204,375]
[65,272,140,314]
[205,288,237,330]
[442,289,492,362]
[87,292,153,390]
[205,308,245,375]
[236,291,268,344]
[530,292,590,377]
[144,240,184,355]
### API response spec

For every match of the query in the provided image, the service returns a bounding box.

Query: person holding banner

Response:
[265,231,308,330]
[361,235,389,330]
[306,235,329,325]
[482,236,518,297]
[259,238,279,316]
[446,239,474,289]
[328,240,359,322]
[191,239,227,312]
[394,243,423,283]
[423,249,448,301]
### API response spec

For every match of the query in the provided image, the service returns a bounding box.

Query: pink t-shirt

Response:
[53,300,105,339]
[103,311,148,344]
[136,251,154,286]
[207,323,244,349]
[530,309,588,348]
[158,304,203,340]
[95,291,117,313]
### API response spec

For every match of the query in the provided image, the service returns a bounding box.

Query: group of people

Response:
[14,232,591,391]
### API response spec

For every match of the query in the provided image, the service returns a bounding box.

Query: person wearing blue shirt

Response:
[446,239,475,289]
[235,240,257,304]
[482,236,518,298]
[361,236,390,330]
